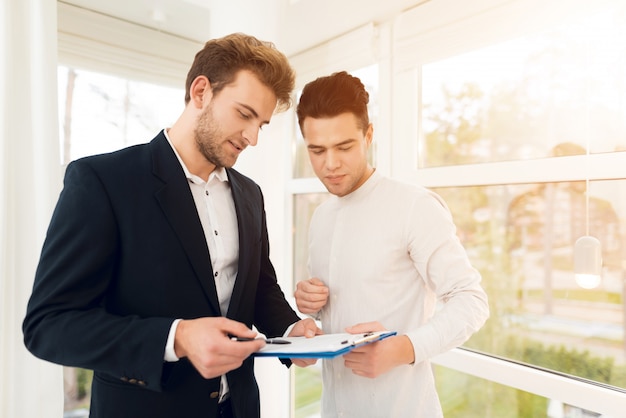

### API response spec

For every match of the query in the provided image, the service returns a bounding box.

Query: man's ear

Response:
[189,76,211,109]
[365,123,374,146]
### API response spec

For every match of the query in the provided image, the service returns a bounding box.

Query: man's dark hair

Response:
[296,71,370,134]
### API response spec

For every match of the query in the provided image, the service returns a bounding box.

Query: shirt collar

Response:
[163,129,229,185]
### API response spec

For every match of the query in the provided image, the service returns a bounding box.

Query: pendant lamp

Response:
[574,235,602,289]
[574,135,601,289]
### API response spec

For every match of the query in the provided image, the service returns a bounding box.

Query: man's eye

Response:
[339,146,352,151]
[238,111,251,120]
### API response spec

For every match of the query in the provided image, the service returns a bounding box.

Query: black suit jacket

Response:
[23,132,300,418]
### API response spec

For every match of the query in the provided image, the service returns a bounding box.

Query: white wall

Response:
[1,1,65,417]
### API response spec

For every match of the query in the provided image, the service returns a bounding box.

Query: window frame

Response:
[435,348,626,416]
[390,0,626,414]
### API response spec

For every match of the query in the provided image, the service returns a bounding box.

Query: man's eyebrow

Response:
[307,138,357,149]
[238,102,270,125]
[334,138,357,146]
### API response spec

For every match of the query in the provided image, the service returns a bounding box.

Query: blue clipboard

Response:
[253,331,397,358]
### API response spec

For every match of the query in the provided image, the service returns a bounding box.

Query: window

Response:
[434,365,608,417]
[420,6,626,168]
[434,180,626,392]
[57,66,183,165]
[417,3,626,397]
[409,1,626,415]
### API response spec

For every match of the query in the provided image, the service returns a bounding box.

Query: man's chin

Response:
[206,155,236,169]
[223,157,238,168]
[324,183,346,197]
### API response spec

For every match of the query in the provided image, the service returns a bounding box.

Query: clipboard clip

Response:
[352,332,380,346]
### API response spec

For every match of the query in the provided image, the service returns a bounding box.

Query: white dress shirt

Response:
[308,170,489,418]
[162,130,238,401]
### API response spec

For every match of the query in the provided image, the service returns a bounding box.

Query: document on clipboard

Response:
[253,331,397,358]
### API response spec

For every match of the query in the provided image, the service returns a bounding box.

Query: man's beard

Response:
[194,105,236,169]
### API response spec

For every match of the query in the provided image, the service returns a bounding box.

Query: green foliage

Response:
[524,288,622,304]
[438,337,620,417]
[437,365,524,418]
[294,367,323,418]
[424,83,485,167]
[504,336,614,384]
[516,390,548,418]
[76,368,93,400]
[610,364,626,388]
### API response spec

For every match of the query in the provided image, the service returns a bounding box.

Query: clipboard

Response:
[253,331,397,358]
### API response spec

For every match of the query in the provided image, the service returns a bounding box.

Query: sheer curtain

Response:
[0,0,64,417]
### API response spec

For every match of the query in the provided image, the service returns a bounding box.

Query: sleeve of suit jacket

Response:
[23,156,173,391]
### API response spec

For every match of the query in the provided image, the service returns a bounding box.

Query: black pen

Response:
[230,336,291,345]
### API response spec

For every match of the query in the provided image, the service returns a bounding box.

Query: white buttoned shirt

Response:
[163,130,238,401]
[307,170,489,418]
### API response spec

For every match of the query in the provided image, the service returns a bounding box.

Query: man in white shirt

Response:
[294,71,489,417]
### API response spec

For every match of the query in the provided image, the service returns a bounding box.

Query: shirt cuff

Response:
[164,319,182,362]
[282,322,297,337]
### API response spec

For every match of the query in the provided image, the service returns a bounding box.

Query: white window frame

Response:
[390,0,626,415]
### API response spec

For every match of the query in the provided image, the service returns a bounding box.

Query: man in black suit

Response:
[23,33,319,418]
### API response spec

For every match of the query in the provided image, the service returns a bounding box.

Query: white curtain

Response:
[0,0,64,417]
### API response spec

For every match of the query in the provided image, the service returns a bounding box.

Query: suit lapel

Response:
[226,171,255,318]
[150,133,221,316]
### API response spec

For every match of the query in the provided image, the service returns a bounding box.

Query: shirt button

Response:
[210,391,220,399]
[214,271,218,277]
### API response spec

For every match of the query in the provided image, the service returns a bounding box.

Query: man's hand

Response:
[174,317,265,379]
[288,317,323,338]
[288,317,323,368]
[342,321,415,378]
[294,278,329,314]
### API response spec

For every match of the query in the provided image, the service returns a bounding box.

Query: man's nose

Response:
[325,150,341,169]
[242,126,259,146]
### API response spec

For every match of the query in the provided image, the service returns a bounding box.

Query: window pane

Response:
[292,64,379,178]
[294,364,323,418]
[292,193,329,287]
[292,192,328,416]
[433,179,626,390]
[421,4,626,167]
[57,66,184,164]
[435,365,608,417]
